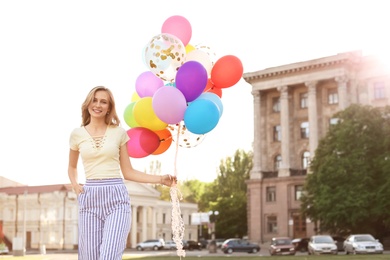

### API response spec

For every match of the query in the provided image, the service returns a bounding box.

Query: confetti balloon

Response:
[144,33,186,82]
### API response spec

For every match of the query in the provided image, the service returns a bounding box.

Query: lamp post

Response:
[208,211,219,253]
[208,211,219,240]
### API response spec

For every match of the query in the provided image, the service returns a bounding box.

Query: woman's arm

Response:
[119,143,176,186]
[68,149,83,194]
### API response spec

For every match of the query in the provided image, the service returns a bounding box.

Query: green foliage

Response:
[151,150,253,239]
[208,149,253,238]
[301,104,390,239]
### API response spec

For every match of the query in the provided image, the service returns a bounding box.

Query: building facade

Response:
[243,51,390,243]
[0,178,198,250]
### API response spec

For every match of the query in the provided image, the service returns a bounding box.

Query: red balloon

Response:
[203,79,214,92]
[211,55,243,89]
[152,129,173,155]
[126,127,160,158]
[206,87,223,98]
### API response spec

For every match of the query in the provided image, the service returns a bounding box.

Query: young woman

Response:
[68,86,176,259]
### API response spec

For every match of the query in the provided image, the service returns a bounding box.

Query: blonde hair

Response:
[81,86,120,126]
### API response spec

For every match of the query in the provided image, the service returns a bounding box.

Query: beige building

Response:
[0,177,198,250]
[243,51,390,243]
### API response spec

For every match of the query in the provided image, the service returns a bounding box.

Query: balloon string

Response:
[171,122,185,258]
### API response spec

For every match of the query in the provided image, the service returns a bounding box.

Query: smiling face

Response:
[88,90,110,121]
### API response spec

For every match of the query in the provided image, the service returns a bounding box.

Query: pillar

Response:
[305,81,319,159]
[277,85,290,176]
[131,205,137,247]
[251,90,262,179]
[335,75,349,110]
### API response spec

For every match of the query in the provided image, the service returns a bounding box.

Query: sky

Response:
[1,0,390,186]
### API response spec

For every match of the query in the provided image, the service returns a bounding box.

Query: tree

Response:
[200,149,253,239]
[301,104,390,239]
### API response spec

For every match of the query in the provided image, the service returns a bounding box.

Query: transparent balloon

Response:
[144,33,186,82]
[168,121,206,148]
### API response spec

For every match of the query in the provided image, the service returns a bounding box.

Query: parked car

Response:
[163,240,176,250]
[221,238,260,254]
[0,243,9,255]
[308,235,338,255]
[136,239,165,251]
[215,238,226,248]
[332,236,345,251]
[344,234,383,254]
[269,237,296,256]
[198,238,209,249]
[291,237,309,252]
[183,240,202,250]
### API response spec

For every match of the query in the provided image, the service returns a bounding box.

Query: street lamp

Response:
[208,211,219,253]
[208,211,219,240]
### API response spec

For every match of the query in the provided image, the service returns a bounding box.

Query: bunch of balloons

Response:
[124,15,243,158]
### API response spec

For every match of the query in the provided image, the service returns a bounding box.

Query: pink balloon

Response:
[161,15,192,46]
[126,127,160,158]
[135,71,164,98]
[152,86,187,124]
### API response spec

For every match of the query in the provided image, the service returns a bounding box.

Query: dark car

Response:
[198,238,209,249]
[183,240,202,250]
[221,238,260,254]
[291,237,309,252]
[269,237,296,256]
[332,236,345,251]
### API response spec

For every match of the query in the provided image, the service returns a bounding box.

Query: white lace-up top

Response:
[69,125,129,179]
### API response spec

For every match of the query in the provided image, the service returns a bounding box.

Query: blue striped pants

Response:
[77,178,131,260]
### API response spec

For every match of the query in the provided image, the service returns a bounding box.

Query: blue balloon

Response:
[196,92,223,117]
[184,99,220,134]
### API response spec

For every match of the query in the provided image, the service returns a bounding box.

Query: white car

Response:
[344,234,383,254]
[135,239,165,251]
[0,243,9,255]
[163,240,176,250]
[308,235,338,255]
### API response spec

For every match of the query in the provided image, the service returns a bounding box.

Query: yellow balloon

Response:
[133,97,168,131]
[131,91,140,102]
[185,44,195,54]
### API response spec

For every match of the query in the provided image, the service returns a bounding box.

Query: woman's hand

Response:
[72,183,84,195]
[160,174,177,187]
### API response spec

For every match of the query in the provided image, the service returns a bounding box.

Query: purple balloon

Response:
[135,71,164,97]
[152,86,187,124]
[175,61,208,102]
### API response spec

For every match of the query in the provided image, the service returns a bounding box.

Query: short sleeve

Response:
[69,128,80,151]
[119,127,130,146]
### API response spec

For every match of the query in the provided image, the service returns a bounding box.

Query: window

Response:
[266,186,276,202]
[267,215,278,233]
[163,213,166,224]
[328,89,338,104]
[272,97,280,112]
[300,92,308,108]
[374,82,386,99]
[302,151,310,169]
[274,154,282,170]
[295,185,303,200]
[273,125,281,141]
[329,117,339,125]
[300,122,309,139]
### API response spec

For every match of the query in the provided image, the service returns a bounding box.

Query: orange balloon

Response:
[203,79,214,92]
[152,128,173,155]
[207,87,222,98]
[211,55,243,88]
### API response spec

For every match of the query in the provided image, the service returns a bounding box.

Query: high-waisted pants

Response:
[77,178,131,260]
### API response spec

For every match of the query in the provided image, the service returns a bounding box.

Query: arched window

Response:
[302,151,310,169]
[274,154,282,170]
